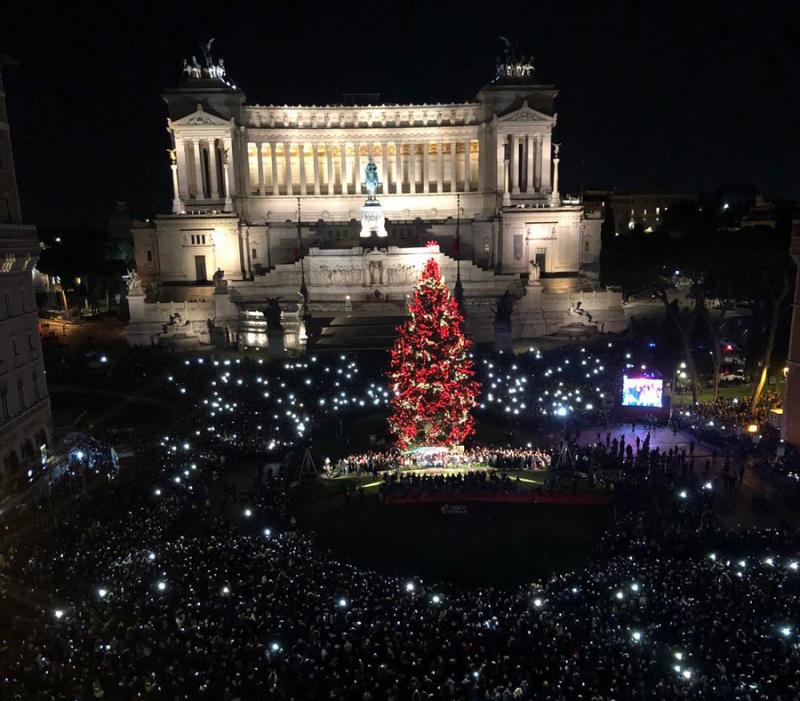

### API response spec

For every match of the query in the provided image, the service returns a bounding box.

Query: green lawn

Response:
[291,477,610,587]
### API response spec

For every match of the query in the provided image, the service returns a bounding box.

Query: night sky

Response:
[2,0,798,228]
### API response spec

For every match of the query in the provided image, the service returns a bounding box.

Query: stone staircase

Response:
[311,304,408,350]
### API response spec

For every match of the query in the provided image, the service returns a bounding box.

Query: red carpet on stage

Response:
[383,492,610,506]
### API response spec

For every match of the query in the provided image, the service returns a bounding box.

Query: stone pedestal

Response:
[267,327,286,357]
[281,293,307,353]
[360,201,387,238]
[126,293,161,346]
[494,320,513,352]
[127,293,146,321]
[213,286,238,321]
[516,285,547,338]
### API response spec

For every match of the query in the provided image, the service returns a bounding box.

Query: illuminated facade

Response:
[0,54,53,488]
[129,52,625,347]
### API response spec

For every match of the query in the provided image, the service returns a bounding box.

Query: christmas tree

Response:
[387,256,480,449]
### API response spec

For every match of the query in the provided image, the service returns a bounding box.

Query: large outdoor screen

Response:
[621,376,663,408]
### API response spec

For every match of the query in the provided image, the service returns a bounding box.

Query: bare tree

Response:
[655,288,701,403]
[750,266,792,412]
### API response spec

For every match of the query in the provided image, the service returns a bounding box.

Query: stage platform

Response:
[383,492,610,506]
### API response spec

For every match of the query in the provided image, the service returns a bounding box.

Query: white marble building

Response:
[0,54,53,489]
[130,51,625,348]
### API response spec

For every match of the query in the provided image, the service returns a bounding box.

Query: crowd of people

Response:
[674,395,778,434]
[2,416,799,699]
[672,395,783,458]
[380,469,523,499]
[332,446,552,476]
[2,344,798,699]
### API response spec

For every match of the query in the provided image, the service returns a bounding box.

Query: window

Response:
[5,293,11,316]
[0,389,9,421]
[17,378,25,410]
[201,234,206,244]
[513,234,523,261]
[147,250,153,262]
[584,240,590,253]
[32,372,40,399]
[534,247,546,272]
[27,333,34,351]
[12,338,18,356]
[20,291,26,313]
[483,239,490,255]
[251,248,258,260]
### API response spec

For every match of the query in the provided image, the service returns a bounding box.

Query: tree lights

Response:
[387,258,480,449]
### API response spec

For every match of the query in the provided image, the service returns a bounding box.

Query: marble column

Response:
[541,134,552,192]
[256,143,265,195]
[526,135,534,193]
[450,139,458,192]
[394,141,402,194]
[170,161,185,214]
[299,143,307,195]
[495,135,505,193]
[284,142,292,196]
[326,143,334,195]
[240,134,251,197]
[499,134,511,207]
[209,139,220,199]
[381,141,389,194]
[422,142,430,194]
[222,138,233,212]
[340,144,348,194]
[437,141,444,193]
[479,124,487,193]
[175,137,190,199]
[354,144,362,195]
[271,143,279,196]
[312,144,320,195]
[409,143,417,194]
[550,144,561,207]
[193,138,204,198]
[464,141,471,192]
[509,134,518,194]
[534,135,542,191]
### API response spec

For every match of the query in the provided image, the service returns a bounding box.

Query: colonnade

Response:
[175,136,232,202]
[245,139,480,196]
[504,133,545,194]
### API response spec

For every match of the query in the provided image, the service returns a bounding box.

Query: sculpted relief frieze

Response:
[316,265,364,286]
[308,259,422,288]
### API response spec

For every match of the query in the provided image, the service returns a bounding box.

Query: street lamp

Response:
[671,361,689,406]
[554,407,575,469]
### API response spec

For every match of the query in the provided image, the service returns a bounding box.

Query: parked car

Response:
[719,366,747,384]
[39,309,65,320]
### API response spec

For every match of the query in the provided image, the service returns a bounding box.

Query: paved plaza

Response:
[586,425,797,529]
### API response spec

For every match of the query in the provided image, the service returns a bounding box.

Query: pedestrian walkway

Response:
[573,423,800,529]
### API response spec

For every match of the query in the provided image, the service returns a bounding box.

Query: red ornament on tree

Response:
[387,257,481,449]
